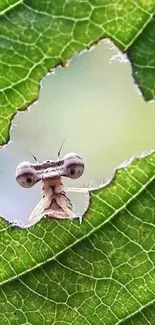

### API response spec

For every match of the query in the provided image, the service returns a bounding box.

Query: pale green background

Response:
[0,41,155,224]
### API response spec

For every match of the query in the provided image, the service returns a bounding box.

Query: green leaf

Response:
[1,151,155,324]
[0,0,155,145]
[0,0,22,14]
[127,16,155,101]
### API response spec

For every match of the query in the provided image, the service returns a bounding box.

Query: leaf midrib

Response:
[115,294,155,325]
[1,164,155,288]
[0,0,23,16]
[124,10,155,51]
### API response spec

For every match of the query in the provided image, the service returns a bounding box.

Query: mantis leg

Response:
[56,194,83,223]
[65,187,90,193]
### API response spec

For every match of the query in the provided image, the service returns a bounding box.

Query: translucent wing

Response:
[28,184,91,226]
[28,195,51,225]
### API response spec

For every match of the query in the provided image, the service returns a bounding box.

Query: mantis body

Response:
[15,152,85,225]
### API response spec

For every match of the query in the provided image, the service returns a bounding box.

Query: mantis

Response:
[15,152,87,225]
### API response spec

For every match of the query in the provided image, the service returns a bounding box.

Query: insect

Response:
[15,152,85,225]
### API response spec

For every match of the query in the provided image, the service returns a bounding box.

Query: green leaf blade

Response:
[0,0,155,143]
[0,0,23,15]
[127,17,155,101]
[1,152,155,323]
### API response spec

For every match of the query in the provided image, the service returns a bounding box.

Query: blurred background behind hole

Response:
[1,40,155,224]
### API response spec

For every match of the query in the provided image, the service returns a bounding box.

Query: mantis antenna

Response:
[57,139,66,159]
[29,152,38,163]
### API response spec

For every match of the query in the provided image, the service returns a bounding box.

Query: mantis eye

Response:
[17,173,36,188]
[16,161,37,188]
[67,164,84,179]
[63,152,84,179]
